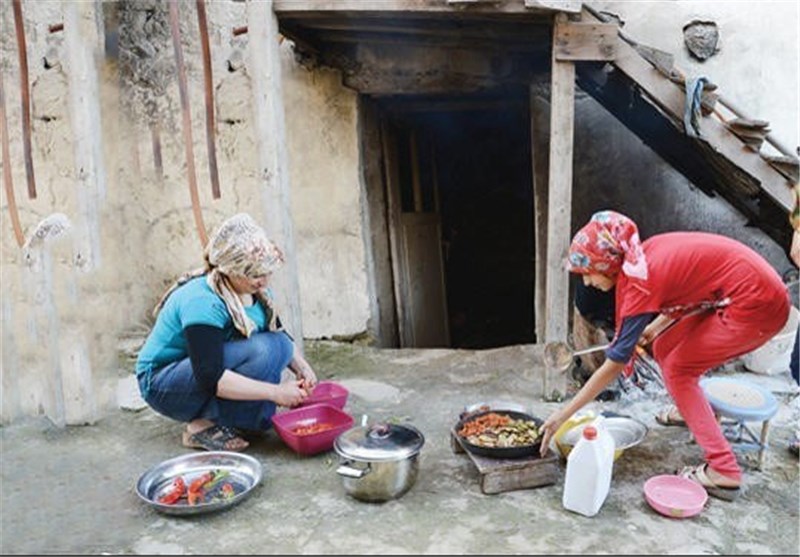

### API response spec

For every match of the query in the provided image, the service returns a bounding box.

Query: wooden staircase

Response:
[576,6,798,247]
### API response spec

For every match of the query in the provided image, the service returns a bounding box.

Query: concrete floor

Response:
[1,340,798,555]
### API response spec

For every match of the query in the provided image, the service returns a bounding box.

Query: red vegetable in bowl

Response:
[158,476,186,505]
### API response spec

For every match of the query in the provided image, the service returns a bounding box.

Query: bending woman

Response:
[539,210,789,500]
[136,213,317,452]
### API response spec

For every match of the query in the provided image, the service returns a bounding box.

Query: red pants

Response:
[652,295,789,480]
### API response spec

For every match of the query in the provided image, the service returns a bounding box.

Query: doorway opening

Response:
[378,90,535,349]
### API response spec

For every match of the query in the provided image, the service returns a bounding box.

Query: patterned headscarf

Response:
[154,213,285,337]
[567,210,649,280]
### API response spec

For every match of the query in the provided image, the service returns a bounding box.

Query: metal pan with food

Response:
[455,409,544,459]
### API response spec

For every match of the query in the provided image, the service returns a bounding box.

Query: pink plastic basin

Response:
[299,381,349,410]
[272,403,354,456]
[643,474,708,519]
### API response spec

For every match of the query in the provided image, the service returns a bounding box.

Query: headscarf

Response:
[566,210,649,280]
[154,213,285,337]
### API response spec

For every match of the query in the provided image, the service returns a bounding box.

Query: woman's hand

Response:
[290,350,318,388]
[539,358,626,457]
[274,380,310,408]
[540,410,567,457]
[637,314,674,348]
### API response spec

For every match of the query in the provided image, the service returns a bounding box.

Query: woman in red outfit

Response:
[539,210,790,500]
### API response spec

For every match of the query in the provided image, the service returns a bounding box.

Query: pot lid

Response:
[334,423,425,461]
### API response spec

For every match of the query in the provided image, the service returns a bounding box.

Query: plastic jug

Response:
[562,418,615,517]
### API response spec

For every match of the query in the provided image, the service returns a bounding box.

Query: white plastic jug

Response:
[562,417,615,517]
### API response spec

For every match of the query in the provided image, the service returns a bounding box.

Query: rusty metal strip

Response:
[150,121,163,182]
[0,70,25,247]
[168,0,208,248]
[196,0,220,199]
[12,0,36,199]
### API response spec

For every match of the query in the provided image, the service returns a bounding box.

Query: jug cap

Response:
[583,426,597,440]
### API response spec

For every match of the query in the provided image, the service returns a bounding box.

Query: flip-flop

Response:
[678,463,742,502]
[655,406,687,427]
[182,424,249,452]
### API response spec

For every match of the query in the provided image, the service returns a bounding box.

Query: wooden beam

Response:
[312,29,546,51]
[247,0,305,350]
[275,0,562,14]
[358,98,398,347]
[525,0,581,13]
[530,91,550,344]
[339,43,524,95]
[543,14,574,400]
[553,21,616,61]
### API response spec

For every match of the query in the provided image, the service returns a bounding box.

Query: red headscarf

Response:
[567,210,649,280]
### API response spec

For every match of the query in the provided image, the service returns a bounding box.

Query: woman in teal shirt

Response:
[136,213,317,452]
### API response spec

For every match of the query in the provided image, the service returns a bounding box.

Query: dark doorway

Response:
[380,90,535,349]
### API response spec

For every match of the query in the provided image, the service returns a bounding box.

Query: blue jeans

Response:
[139,331,294,431]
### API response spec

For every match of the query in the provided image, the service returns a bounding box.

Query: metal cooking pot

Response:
[334,422,425,503]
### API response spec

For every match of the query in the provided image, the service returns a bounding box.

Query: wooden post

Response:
[247,0,304,350]
[530,89,550,345]
[60,0,105,424]
[543,13,576,400]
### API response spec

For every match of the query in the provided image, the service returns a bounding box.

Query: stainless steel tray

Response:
[136,451,262,516]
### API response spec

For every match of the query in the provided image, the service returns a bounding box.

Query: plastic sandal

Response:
[678,463,742,502]
[655,406,687,427]
[789,436,800,458]
[182,424,249,452]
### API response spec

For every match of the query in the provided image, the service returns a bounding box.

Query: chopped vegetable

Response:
[158,476,186,505]
[221,483,235,499]
[292,422,337,436]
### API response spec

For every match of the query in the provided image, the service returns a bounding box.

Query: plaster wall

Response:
[1,1,115,425]
[597,0,799,155]
[281,53,370,340]
[0,0,369,424]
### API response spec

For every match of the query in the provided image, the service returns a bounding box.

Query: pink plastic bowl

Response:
[272,403,354,456]
[299,381,349,410]
[643,474,708,519]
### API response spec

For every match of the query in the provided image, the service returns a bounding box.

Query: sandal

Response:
[678,463,742,502]
[655,406,687,427]
[789,435,800,458]
[182,424,249,452]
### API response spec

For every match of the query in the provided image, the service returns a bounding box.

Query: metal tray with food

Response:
[455,409,544,459]
[136,451,262,516]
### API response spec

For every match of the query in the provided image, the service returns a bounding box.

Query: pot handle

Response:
[336,461,372,479]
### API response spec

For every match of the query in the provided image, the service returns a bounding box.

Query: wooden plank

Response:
[382,120,410,346]
[481,457,559,494]
[358,99,398,347]
[283,19,550,42]
[608,27,793,211]
[340,43,520,95]
[530,91,550,344]
[451,429,560,494]
[553,21,616,61]
[247,0,305,348]
[61,1,103,425]
[525,0,581,13]
[275,0,563,14]
[543,14,574,400]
